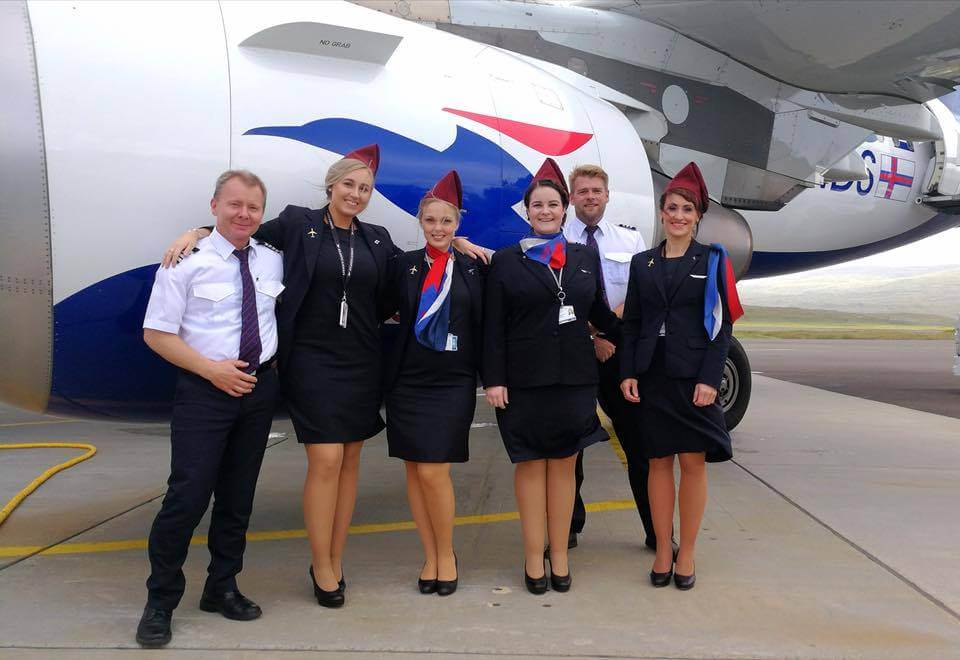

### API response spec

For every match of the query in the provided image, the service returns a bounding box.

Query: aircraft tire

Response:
[721,335,751,431]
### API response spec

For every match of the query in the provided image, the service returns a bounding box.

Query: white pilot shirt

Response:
[143,228,284,364]
[563,215,646,310]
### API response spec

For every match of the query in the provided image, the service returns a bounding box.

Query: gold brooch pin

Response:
[409,265,418,275]
[307,228,318,238]
[647,258,654,267]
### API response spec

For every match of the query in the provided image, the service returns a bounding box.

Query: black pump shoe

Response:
[309,565,345,608]
[544,551,571,592]
[674,564,696,590]
[436,554,458,596]
[650,565,673,588]
[524,562,548,595]
[418,563,438,594]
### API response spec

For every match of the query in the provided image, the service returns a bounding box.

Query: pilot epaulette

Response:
[256,240,282,253]
[617,223,638,231]
[175,247,200,264]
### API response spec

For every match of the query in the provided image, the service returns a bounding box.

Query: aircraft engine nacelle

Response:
[0,0,655,417]
[650,171,753,278]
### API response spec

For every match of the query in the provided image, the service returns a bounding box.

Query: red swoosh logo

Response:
[442,108,593,156]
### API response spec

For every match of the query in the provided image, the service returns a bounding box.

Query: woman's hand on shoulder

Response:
[161,228,209,268]
[452,237,490,264]
[620,378,640,403]
[484,385,508,409]
[693,383,717,407]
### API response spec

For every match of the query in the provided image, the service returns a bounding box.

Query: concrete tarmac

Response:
[1,346,959,658]
[743,339,960,419]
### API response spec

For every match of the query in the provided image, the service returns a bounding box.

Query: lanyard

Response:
[325,212,355,302]
[545,265,565,303]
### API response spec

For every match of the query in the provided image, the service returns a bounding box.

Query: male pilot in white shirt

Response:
[562,164,662,552]
[136,171,283,648]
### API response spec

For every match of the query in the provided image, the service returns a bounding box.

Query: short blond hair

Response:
[568,164,609,192]
[325,158,374,199]
[213,170,267,203]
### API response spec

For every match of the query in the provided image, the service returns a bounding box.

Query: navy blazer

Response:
[251,204,401,372]
[619,240,732,390]
[383,249,485,391]
[482,242,620,389]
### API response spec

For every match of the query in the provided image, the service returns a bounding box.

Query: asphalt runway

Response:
[742,339,960,419]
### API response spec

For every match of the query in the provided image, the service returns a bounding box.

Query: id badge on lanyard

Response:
[548,265,577,324]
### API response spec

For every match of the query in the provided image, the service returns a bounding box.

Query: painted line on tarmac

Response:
[0,499,635,559]
[0,419,83,428]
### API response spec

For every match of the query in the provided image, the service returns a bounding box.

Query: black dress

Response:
[286,224,385,443]
[385,257,478,463]
[482,243,620,464]
[620,242,732,463]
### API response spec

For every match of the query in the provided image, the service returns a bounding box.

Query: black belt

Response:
[255,357,277,375]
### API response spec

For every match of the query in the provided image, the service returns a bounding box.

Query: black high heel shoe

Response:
[649,563,673,588]
[436,554,458,596]
[309,565,345,608]
[418,563,438,594]
[524,561,548,595]
[544,551,571,592]
[674,562,696,590]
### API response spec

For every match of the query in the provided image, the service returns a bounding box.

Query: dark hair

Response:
[523,178,569,208]
[659,188,700,215]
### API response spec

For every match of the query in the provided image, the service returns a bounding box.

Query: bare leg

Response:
[303,443,343,591]
[648,455,676,573]
[515,460,547,578]
[676,452,707,576]
[405,462,438,580]
[330,440,363,583]
[416,462,457,581]
[545,454,577,577]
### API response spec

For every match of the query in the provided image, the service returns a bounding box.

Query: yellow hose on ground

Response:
[0,443,97,526]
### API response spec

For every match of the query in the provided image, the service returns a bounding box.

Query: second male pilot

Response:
[562,164,659,550]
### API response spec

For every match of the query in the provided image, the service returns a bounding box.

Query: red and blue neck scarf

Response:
[519,231,567,269]
[705,243,744,339]
[415,244,455,351]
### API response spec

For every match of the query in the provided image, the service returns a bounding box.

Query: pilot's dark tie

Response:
[584,225,609,307]
[234,247,261,374]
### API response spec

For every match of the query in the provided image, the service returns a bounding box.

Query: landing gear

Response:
[720,336,751,430]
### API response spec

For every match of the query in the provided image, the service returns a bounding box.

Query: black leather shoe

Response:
[567,531,578,549]
[418,563,438,594]
[199,590,262,621]
[674,565,696,591]
[649,566,673,588]
[338,571,346,593]
[136,606,172,648]
[524,562,548,595]
[309,565,345,608]
[436,554,458,596]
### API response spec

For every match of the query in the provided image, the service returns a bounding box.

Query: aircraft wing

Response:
[357,0,960,210]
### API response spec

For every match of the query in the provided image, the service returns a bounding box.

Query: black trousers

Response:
[572,352,655,543]
[146,367,278,611]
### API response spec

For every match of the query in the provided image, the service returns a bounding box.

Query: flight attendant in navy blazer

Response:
[483,158,620,595]
[620,162,740,591]
[383,170,484,597]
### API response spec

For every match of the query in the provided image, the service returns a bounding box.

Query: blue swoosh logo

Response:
[245,118,533,248]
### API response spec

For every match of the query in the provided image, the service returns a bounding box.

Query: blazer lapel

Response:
[301,207,326,282]
[407,249,426,319]
[520,252,562,299]
[666,241,705,302]
[455,253,482,325]
[354,219,386,289]
[650,240,667,302]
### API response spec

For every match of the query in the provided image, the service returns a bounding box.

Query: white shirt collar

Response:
[208,227,252,261]
[568,214,608,240]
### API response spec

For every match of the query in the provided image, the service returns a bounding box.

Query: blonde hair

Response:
[213,169,267,203]
[325,158,374,199]
[417,197,462,224]
[568,164,609,191]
